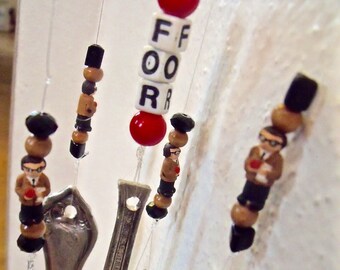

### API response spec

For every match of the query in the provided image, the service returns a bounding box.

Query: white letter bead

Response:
[139,45,181,83]
[135,79,173,115]
[149,12,191,53]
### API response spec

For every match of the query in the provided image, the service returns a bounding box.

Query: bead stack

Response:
[15,111,58,253]
[229,73,318,252]
[70,44,105,158]
[146,113,195,219]
[129,0,200,146]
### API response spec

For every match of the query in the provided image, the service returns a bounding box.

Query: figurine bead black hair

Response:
[284,73,318,113]
[84,44,105,69]
[25,111,58,139]
[170,113,195,133]
[82,80,97,95]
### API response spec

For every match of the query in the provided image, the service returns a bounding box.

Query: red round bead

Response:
[130,111,167,146]
[158,0,199,18]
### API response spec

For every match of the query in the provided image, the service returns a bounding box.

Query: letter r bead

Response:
[149,12,191,53]
[135,79,173,115]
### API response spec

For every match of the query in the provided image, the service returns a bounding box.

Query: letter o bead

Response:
[139,46,181,83]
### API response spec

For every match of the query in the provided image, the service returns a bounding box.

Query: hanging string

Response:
[95,0,106,44]
[26,253,36,270]
[134,220,158,270]
[182,0,214,112]
[133,146,145,183]
[40,0,56,112]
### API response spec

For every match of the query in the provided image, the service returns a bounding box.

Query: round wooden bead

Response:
[154,194,172,209]
[20,221,46,239]
[25,136,52,158]
[231,203,258,227]
[158,0,199,18]
[168,129,188,147]
[129,111,167,146]
[72,130,89,144]
[83,67,104,82]
[271,104,303,133]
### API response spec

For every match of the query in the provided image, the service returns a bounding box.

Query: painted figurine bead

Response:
[231,203,258,227]
[168,129,188,147]
[157,0,200,18]
[271,104,303,133]
[83,67,104,82]
[129,111,167,146]
[25,111,58,139]
[25,136,52,158]
[157,179,176,197]
[77,94,97,117]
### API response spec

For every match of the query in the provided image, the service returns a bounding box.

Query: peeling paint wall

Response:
[7,0,340,269]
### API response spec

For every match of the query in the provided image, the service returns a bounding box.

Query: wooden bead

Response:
[25,136,52,158]
[168,129,188,147]
[149,12,191,53]
[72,130,88,144]
[83,67,104,82]
[231,203,258,227]
[154,194,172,209]
[20,221,46,239]
[271,104,303,133]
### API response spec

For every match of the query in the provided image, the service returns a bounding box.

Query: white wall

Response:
[8,0,340,269]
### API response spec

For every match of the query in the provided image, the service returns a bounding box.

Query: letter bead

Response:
[135,79,173,115]
[149,12,191,53]
[139,45,181,83]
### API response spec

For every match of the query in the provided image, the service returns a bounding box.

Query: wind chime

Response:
[104,0,200,269]
[13,0,60,257]
[229,73,318,252]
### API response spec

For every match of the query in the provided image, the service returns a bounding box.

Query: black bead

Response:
[170,113,195,133]
[146,202,168,220]
[157,179,176,198]
[75,115,92,132]
[229,225,255,252]
[17,235,45,253]
[70,140,86,159]
[82,80,97,95]
[84,44,104,69]
[25,111,58,139]
[284,73,318,112]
